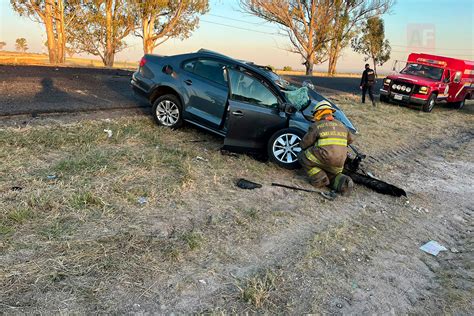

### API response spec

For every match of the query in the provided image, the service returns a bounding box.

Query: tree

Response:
[326,0,392,76]
[0,42,6,50]
[67,0,135,67]
[131,0,209,54]
[241,0,336,75]
[15,38,28,52]
[283,65,293,71]
[351,16,390,75]
[10,0,68,63]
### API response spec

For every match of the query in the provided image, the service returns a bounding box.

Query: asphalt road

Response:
[0,65,381,116]
[0,65,147,116]
[285,74,383,95]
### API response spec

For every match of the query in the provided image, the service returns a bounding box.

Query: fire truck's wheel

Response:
[380,94,389,103]
[453,96,467,110]
[422,94,436,112]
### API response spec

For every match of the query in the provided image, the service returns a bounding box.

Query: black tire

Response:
[380,94,389,103]
[422,93,437,112]
[267,128,305,170]
[452,95,467,109]
[152,94,183,128]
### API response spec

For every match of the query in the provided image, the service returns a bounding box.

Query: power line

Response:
[201,15,474,55]
[200,19,286,37]
[207,13,276,29]
[391,50,473,57]
[391,44,473,51]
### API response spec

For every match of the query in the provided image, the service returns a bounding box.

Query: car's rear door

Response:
[180,58,230,129]
[223,68,287,150]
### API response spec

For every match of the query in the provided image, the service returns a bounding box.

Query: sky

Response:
[0,0,473,73]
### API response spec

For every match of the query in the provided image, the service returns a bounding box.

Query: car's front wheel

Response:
[267,128,305,169]
[152,94,183,128]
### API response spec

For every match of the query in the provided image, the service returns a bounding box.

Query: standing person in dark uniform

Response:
[360,63,376,106]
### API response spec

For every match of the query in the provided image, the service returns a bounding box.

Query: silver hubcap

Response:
[156,100,179,126]
[429,98,435,110]
[273,133,302,164]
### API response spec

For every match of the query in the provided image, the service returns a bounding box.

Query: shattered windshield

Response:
[260,69,310,109]
[400,63,444,80]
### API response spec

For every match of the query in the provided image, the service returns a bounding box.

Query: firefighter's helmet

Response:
[312,100,335,113]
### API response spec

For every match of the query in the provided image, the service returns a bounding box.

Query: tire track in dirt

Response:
[360,129,473,173]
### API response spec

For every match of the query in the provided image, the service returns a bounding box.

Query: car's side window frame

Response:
[181,57,231,87]
[226,67,284,109]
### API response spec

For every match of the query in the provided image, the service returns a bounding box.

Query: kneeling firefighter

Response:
[298,101,354,196]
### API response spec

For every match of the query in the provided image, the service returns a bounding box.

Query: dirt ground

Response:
[0,96,473,313]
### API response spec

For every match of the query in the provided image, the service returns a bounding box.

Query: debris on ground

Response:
[46,175,57,180]
[10,186,23,191]
[271,183,337,200]
[194,156,209,162]
[450,247,460,253]
[236,178,262,190]
[420,240,448,256]
[345,170,407,197]
[220,149,239,158]
[137,197,148,205]
[187,139,208,143]
[104,129,113,138]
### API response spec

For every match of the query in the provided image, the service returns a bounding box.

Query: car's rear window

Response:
[183,59,228,86]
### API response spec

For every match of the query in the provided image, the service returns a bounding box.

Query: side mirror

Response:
[302,80,315,90]
[280,103,297,114]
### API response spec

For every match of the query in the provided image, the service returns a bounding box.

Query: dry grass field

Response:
[1,99,473,313]
[0,51,137,70]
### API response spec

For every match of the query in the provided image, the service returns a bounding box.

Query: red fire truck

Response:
[380,53,473,112]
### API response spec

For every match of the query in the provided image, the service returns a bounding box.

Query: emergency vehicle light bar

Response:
[417,58,447,67]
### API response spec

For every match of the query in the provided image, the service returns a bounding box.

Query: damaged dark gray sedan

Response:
[131,49,356,169]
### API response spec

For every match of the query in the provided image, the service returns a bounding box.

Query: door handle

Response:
[232,110,244,117]
[184,79,192,85]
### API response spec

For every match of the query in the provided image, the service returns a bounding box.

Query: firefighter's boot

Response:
[332,174,354,196]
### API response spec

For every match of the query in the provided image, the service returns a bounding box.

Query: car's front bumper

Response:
[380,89,427,105]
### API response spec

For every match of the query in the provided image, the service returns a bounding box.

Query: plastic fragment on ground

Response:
[195,156,209,162]
[282,86,310,110]
[420,240,447,256]
[104,129,113,138]
[137,197,147,205]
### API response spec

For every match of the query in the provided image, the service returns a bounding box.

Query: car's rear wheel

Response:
[422,93,436,112]
[267,128,305,169]
[152,94,183,128]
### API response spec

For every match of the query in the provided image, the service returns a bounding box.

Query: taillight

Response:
[139,57,147,67]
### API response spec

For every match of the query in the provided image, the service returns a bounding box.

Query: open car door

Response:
[223,68,287,151]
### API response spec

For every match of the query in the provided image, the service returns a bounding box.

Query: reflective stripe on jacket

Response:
[300,118,353,168]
